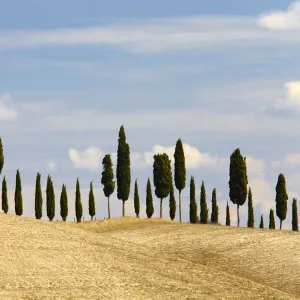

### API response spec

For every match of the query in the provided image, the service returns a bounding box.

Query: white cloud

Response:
[258,1,300,30]
[248,178,274,214]
[0,94,18,121]
[46,161,57,172]
[247,156,265,174]
[68,147,103,171]
[143,143,222,169]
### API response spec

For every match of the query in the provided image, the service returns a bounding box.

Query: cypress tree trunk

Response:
[108,196,110,219]
[179,191,182,223]
[280,219,282,230]
[237,205,240,227]
[122,200,125,217]
[160,198,163,218]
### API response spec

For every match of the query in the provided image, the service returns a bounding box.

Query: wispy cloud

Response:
[1,15,300,54]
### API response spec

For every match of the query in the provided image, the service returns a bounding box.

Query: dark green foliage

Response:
[269,209,275,229]
[134,179,140,218]
[259,215,264,229]
[89,181,95,221]
[247,187,254,228]
[0,137,4,175]
[46,175,55,221]
[200,181,208,224]
[211,188,219,223]
[169,183,176,221]
[153,153,172,218]
[292,198,298,232]
[146,178,154,218]
[275,173,288,230]
[226,201,230,226]
[101,154,115,219]
[60,184,68,221]
[189,176,198,223]
[14,169,23,216]
[34,173,43,219]
[75,178,83,222]
[174,139,186,222]
[229,148,248,227]
[116,125,131,217]
[2,176,8,213]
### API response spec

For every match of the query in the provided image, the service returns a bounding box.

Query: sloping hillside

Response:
[0,214,298,299]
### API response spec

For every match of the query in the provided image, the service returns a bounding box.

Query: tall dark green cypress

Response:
[101,154,115,219]
[174,139,186,223]
[226,201,230,226]
[75,178,82,223]
[200,181,208,224]
[89,181,95,221]
[292,198,298,232]
[0,137,4,175]
[146,178,154,218]
[247,187,254,228]
[169,183,176,221]
[35,173,43,220]
[189,176,198,223]
[2,176,8,213]
[259,215,264,229]
[211,188,218,223]
[229,148,248,227]
[275,173,288,230]
[14,169,23,216]
[116,125,131,217]
[60,184,68,221]
[134,179,140,218]
[153,153,172,218]
[269,209,275,229]
[46,175,55,221]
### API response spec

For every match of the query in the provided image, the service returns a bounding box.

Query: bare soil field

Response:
[0,214,299,299]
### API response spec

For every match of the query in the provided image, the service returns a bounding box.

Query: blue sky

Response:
[1,0,300,228]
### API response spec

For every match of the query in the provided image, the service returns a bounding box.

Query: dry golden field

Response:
[0,214,299,299]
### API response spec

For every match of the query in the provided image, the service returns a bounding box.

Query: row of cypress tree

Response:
[0,129,298,230]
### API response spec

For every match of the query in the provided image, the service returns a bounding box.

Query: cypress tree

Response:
[146,178,154,218]
[259,215,264,229]
[116,125,131,217]
[0,137,4,175]
[229,148,248,227]
[60,184,68,221]
[134,179,140,218]
[46,175,55,221]
[75,178,83,222]
[275,173,288,230]
[247,187,254,228]
[14,169,23,216]
[169,183,176,221]
[211,188,219,223]
[226,201,230,226]
[269,209,275,229]
[200,181,208,224]
[101,154,115,219]
[292,198,298,232]
[189,176,198,223]
[88,181,95,221]
[34,173,43,220]
[153,153,172,218]
[174,139,186,223]
[2,176,8,213]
